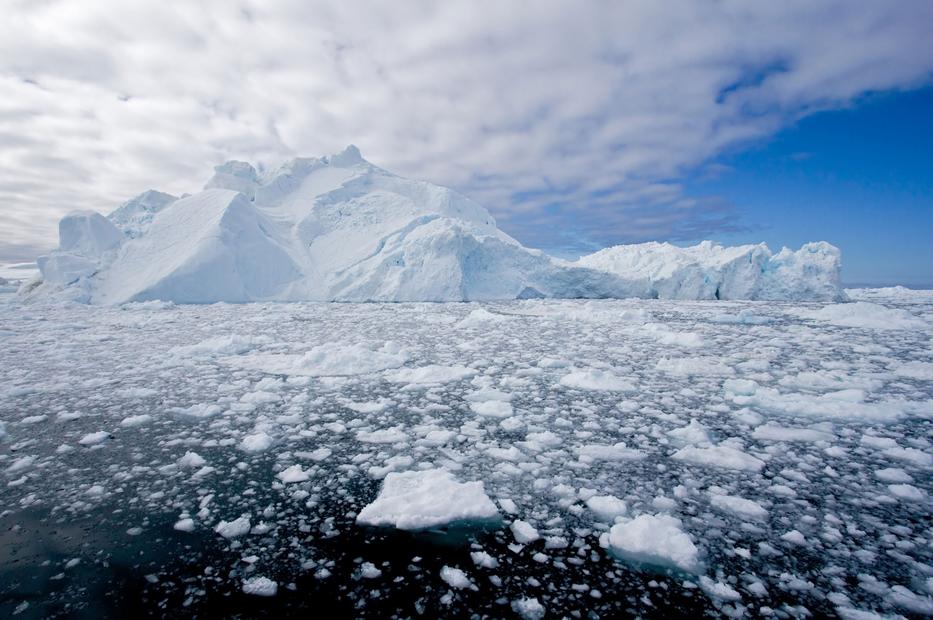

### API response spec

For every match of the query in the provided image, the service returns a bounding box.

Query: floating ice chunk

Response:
[215,516,251,538]
[359,562,382,579]
[230,342,408,377]
[699,575,742,601]
[240,431,273,453]
[173,518,195,532]
[895,361,933,381]
[779,370,883,392]
[710,309,773,325]
[887,585,933,615]
[752,423,834,443]
[781,530,806,545]
[875,468,913,483]
[586,495,628,521]
[119,414,153,428]
[470,400,514,418]
[601,513,701,574]
[356,469,499,530]
[356,427,409,444]
[559,368,635,391]
[416,430,455,447]
[709,493,768,521]
[725,380,905,423]
[511,597,546,620]
[171,334,271,357]
[498,498,518,514]
[887,484,927,501]
[242,576,277,596]
[368,455,414,479]
[671,445,765,472]
[656,357,734,377]
[174,403,222,419]
[457,308,512,328]
[799,302,926,330]
[577,443,646,462]
[383,364,477,384]
[667,420,712,446]
[439,566,475,589]
[344,398,393,413]
[651,329,705,348]
[277,464,310,483]
[299,447,332,461]
[7,456,36,472]
[78,431,110,446]
[511,520,540,543]
[177,451,206,468]
[470,551,499,569]
[882,446,933,467]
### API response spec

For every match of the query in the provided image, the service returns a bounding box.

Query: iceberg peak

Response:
[328,144,364,167]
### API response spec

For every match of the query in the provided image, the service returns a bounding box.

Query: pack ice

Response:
[28,145,845,303]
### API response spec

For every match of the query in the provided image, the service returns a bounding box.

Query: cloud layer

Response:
[2,0,932,260]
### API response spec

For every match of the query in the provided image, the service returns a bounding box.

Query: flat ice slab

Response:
[356,469,500,530]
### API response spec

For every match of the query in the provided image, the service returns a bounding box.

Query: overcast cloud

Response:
[1,0,932,260]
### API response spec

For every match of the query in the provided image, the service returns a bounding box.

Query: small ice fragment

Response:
[242,576,277,597]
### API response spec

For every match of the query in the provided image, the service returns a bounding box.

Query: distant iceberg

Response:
[24,146,845,303]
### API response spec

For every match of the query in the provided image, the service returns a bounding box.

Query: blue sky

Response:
[687,87,933,287]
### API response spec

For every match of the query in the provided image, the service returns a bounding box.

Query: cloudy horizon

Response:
[2,0,932,283]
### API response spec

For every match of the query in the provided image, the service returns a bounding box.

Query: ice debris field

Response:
[24,146,844,304]
[1,288,932,618]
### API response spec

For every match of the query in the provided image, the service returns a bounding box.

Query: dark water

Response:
[1,501,852,619]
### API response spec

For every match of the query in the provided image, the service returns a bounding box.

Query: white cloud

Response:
[1,0,931,259]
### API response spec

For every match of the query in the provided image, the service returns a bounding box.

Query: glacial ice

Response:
[28,146,845,303]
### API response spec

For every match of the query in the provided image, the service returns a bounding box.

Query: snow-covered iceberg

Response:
[26,146,845,303]
[576,240,845,301]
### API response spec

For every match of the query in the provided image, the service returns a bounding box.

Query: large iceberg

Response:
[26,146,845,303]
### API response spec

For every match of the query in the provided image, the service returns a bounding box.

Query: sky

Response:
[1,0,932,285]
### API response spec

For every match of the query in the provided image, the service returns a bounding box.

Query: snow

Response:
[27,146,844,304]
[356,469,500,530]
[601,514,702,574]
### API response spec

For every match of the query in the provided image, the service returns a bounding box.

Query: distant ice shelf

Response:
[25,146,845,304]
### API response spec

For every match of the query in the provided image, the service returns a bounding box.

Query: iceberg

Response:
[26,146,845,303]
